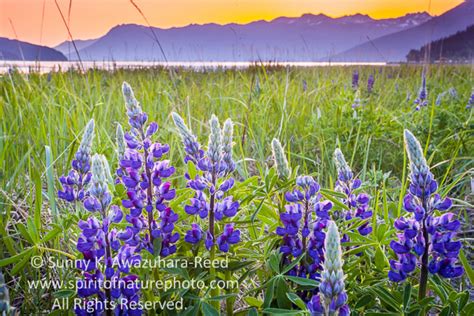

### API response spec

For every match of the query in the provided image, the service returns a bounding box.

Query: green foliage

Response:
[0,65,472,314]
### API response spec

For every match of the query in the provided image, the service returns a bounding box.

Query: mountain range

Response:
[0,37,66,61]
[1,1,473,63]
[54,11,433,62]
[330,0,474,62]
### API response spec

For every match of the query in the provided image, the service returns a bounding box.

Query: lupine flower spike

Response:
[117,82,179,256]
[76,154,141,315]
[334,148,372,238]
[389,130,463,300]
[173,112,241,253]
[277,175,332,286]
[58,119,95,203]
[414,72,428,110]
[466,89,474,110]
[271,138,290,179]
[307,221,350,316]
[367,74,375,94]
[352,70,359,90]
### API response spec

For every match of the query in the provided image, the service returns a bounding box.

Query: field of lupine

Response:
[0,65,473,315]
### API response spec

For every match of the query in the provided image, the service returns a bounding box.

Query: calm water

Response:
[0,60,388,74]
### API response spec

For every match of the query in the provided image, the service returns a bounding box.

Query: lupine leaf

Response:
[286,293,307,311]
[459,249,474,284]
[201,302,219,316]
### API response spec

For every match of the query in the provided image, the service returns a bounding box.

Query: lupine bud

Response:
[271,138,290,179]
[85,154,112,213]
[208,115,222,168]
[334,148,352,182]
[116,124,126,163]
[308,221,350,315]
[77,119,95,164]
[171,112,204,163]
[122,81,147,129]
[221,118,235,173]
[122,81,142,116]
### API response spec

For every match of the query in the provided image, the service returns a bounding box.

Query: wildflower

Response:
[334,148,372,237]
[352,70,359,90]
[466,89,474,109]
[277,175,332,283]
[171,112,204,163]
[173,112,241,253]
[414,72,428,110]
[307,221,350,316]
[58,119,95,203]
[117,82,179,256]
[271,138,290,179]
[367,74,375,93]
[116,123,126,163]
[76,155,141,315]
[435,92,445,106]
[448,87,458,99]
[389,130,463,299]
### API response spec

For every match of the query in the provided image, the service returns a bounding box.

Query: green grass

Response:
[0,65,472,314]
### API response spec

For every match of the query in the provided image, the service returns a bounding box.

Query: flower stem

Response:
[209,171,219,310]
[140,130,156,250]
[418,198,430,300]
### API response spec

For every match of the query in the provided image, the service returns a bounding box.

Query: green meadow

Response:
[0,65,472,314]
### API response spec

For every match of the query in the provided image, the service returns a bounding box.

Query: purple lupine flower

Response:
[277,175,332,282]
[75,155,142,315]
[334,148,372,237]
[389,130,463,299]
[58,119,94,203]
[352,70,359,90]
[173,113,240,253]
[117,82,179,257]
[367,74,375,94]
[466,89,474,109]
[307,221,350,316]
[414,72,428,110]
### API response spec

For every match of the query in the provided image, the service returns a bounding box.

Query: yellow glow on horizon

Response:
[0,0,464,46]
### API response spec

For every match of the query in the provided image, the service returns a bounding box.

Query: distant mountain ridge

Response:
[329,0,474,62]
[0,37,67,61]
[58,11,432,61]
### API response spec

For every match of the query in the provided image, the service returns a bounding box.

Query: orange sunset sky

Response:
[0,0,464,47]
